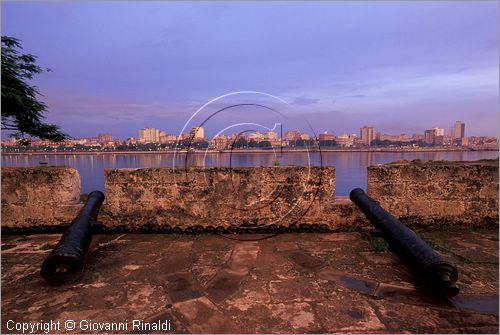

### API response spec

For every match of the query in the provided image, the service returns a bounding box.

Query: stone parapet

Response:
[1,161,498,231]
[367,160,499,227]
[1,166,81,227]
[103,167,339,229]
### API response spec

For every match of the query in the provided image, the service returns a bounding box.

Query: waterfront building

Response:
[412,134,424,141]
[424,128,445,145]
[159,132,177,144]
[97,133,113,143]
[211,134,229,150]
[264,131,278,141]
[336,132,356,147]
[319,132,335,141]
[434,128,445,136]
[139,128,160,143]
[190,126,205,140]
[247,131,265,141]
[284,130,302,141]
[453,121,465,139]
[376,133,411,142]
[360,126,376,145]
[424,129,435,144]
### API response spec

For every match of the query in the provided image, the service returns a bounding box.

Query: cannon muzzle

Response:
[350,188,459,297]
[41,191,105,285]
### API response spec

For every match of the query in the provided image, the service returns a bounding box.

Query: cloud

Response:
[293,97,320,106]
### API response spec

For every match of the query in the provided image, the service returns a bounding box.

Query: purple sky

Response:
[2,1,498,139]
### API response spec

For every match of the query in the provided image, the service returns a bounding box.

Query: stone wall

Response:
[102,167,345,229]
[1,161,498,231]
[1,167,81,228]
[367,160,499,227]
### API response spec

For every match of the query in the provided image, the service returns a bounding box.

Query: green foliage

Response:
[1,36,68,141]
[273,159,281,166]
[420,235,448,252]
[338,224,358,232]
[369,237,389,252]
[233,137,248,148]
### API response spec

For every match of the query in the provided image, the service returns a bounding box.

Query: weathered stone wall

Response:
[367,160,499,227]
[102,167,344,229]
[2,161,498,231]
[1,167,81,228]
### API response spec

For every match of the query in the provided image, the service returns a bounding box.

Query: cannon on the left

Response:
[41,190,105,285]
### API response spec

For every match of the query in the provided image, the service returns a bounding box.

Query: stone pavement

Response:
[1,230,498,333]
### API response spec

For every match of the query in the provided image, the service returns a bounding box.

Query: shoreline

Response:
[1,148,498,155]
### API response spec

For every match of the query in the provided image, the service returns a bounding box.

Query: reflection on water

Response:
[1,151,498,195]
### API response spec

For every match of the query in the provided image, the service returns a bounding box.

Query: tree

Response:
[1,36,68,141]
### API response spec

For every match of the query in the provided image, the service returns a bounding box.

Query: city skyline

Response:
[2,120,475,143]
[6,120,497,152]
[1,1,498,139]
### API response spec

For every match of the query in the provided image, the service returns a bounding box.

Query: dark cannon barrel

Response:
[41,191,105,285]
[349,188,459,297]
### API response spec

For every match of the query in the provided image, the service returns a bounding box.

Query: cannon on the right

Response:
[350,188,459,297]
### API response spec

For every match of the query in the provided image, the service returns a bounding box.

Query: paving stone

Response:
[1,230,498,333]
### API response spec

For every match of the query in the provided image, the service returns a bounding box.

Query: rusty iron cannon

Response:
[41,191,105,284]
[349,188,459,296]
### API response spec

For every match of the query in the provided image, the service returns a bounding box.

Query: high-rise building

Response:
[360,126,376,145]
[424,128,445,144]
[190,126,205,140]
[424,129,436,144]
[453,121,465,139]
[138,128,160,143]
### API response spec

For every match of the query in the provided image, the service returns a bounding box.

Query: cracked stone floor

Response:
[1,229,498,333]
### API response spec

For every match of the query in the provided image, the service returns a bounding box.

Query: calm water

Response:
[1,151,498,195]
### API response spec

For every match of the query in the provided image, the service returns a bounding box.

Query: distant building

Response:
[434,135,444,145]
[376,133,411,142]
[159,132,177,144]
[453,121,465,139]
[139,128,160,143]
[283,130,310,141]
[424,128,445,145]
[190,126,205,140]
[284,130,303,141]
[424,129,435,144]
[264,131,278,141]
[319,132,335,141]
[211,134,229,150]
[336,132,356,147]
[247,131,264,141]
[300,133,310,140]
[97,133,113,143]
[360,126,375,145]
[434,128,445,136]
[412,134,424,141]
